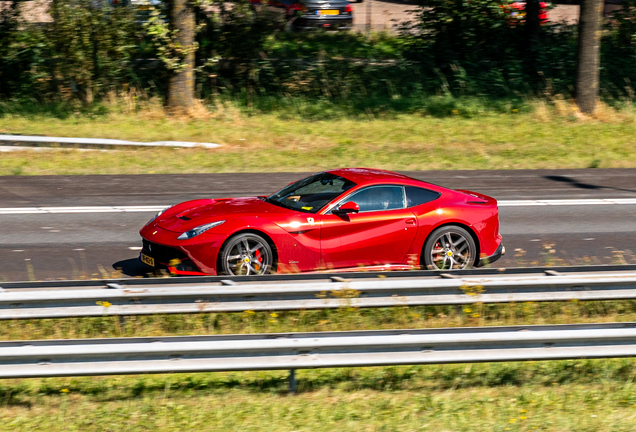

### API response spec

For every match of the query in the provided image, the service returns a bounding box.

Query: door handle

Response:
[405,218,416,225]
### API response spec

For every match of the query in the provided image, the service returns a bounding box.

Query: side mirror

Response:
[334,201,359,214]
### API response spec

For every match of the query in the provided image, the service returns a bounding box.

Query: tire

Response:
[422,226,476,270]
[219,233,274,276]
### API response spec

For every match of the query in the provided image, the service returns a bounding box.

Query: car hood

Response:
[156,197,290,232]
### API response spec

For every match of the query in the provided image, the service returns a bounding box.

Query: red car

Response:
[503,2,550,25]
[139,168,504,276]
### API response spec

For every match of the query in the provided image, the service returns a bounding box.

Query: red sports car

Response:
[139,168,504,276]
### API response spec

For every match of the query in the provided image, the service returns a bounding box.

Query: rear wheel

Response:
[219,233,274,276]
[423,226,476,270]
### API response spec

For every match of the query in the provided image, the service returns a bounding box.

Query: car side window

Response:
[405,186,441,207]
[268,172,356,213]
[343,186,405,212]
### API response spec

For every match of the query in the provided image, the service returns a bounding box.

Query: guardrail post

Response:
[106,283,127,333]
[289,369,297,394]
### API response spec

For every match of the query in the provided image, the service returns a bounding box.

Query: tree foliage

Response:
[1,0,636,115]
[46,0,141,102]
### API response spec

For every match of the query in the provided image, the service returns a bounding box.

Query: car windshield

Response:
[266,172,356,213]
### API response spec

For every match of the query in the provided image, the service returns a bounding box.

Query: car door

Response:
[319,185,418,269]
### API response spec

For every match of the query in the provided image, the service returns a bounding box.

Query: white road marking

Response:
[0,206,167,214]
[498,198,636,206]
[0,198,635,215]
[128,247,143,251]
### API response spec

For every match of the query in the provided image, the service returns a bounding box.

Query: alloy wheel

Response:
[222,234,273,276]
[428,230,474,270]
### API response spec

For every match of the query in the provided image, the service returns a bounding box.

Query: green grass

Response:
[3,361,636,431]
[263,31,405,60]
[1,100,636,175]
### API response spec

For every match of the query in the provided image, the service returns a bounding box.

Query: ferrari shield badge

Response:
[307,217,315,226]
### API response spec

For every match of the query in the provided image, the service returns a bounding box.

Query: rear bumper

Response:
[294,16,353,30]
[478,243,505,267]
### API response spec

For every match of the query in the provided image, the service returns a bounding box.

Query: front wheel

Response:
[422,226,476,270]
[219,233,274,276]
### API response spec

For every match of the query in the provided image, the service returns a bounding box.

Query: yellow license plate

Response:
[319,10,339,15]
[141,253,155,267]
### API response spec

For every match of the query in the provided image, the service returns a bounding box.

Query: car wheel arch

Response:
[420,222,480,267]
[217,228,279,272]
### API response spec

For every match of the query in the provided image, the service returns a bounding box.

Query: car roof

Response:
[326,167,437,188]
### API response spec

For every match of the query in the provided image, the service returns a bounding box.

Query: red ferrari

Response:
[139,168,504,276]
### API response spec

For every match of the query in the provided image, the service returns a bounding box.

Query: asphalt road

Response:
[1,168,636,281]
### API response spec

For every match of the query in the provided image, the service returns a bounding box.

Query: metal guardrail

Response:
[2,322,636,379]
[0,134,221,149]
[3,264,636,290]
[2,271,636,319]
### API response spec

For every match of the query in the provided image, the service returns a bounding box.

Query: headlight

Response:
[145,209,165,226]
[177,220,225,240]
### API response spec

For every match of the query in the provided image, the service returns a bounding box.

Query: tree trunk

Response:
[167,0,195,112]
[525,0,540,48]
[576,0,603,114]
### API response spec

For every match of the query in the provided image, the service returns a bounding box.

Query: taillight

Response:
[291,3,306,11]
[345,4,352,12]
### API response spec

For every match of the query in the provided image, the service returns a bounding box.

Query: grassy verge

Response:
[3,361,636,431]
[1,100,636,175]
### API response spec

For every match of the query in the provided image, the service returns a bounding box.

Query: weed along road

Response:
[1,168,636,281]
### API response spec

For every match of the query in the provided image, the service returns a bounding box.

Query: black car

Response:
[252,0,354,31]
